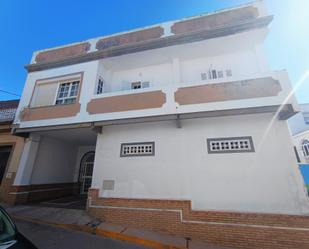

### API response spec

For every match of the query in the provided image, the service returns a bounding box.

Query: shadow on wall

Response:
[300,164,309,193]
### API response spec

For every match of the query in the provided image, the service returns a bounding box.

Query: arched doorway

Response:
[79,151,95,194]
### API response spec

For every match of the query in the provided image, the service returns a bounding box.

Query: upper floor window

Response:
[302,140,309,157]
[96,77,104,94]
[55,81,80,105]
[131,81,141,89]
[30,73,83,108]
[131,81,150,90]
[201,68,232,81]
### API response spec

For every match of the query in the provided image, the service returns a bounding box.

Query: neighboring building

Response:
[0,99,25,204]
[288,103,309,196]
[10,1,309,248]
[288,103,309,163]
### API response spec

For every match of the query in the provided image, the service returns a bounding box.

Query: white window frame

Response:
[201,68,233,81]
[131,81,142,90]
[95,76,104,95]
[302,141,309,158]
[120,142,155,157]
[207,136,255,154]
[55,81,80,105]
[130,81,150,90]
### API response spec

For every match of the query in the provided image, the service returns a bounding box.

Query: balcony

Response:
[86,70,297,122]
[16,70,297,129]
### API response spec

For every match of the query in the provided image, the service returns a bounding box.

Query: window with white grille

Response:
[55,81,80,105]
[207,137,254,154]
[131,81,150,90]
[96,77,104,94]
[120,142,155,157]
[302,140,309,157]
[201,68,232,81]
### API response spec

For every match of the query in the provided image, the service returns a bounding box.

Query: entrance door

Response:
[0,146,12,184]
[79,152,95,194]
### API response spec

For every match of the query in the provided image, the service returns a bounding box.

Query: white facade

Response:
[13,2,296,130]
[12,1,309,214]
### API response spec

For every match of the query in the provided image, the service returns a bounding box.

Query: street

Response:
[14,219,149,249]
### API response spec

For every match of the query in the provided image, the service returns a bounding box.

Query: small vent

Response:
[207,137,254,154]
[120,142,155,157]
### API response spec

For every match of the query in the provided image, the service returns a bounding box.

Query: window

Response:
[211,70,217,79]
[226,69,232,77]
[217,70,224,78]
[120,142,155,157]
[96,77,104,94]
[131,81,150,90]
[302,140,309,157]
[55,81,80,105]
[131,81,142,90]
[201,69,233,81]
[30,73,82,107]
[207,136,255,154]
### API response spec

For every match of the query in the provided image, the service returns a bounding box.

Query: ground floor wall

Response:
[88,188,309,249]
[0,131,25,203]
[92,113,309,214]
[89,113,309,248]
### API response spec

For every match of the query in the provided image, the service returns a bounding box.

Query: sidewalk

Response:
[2,203,233,249]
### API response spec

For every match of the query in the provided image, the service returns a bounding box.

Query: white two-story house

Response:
[10,1,309,248]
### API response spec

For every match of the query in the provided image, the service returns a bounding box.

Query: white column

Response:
[172,58,181,84]
[13,134,40,186]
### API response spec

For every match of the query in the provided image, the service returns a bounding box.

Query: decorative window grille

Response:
[131,81,142,89]
[131,81,150,90]
[55,81,80,105]
[302,140,309,157]
[207,136,254,154]
[217,70,224,78]
[120,142,155,157]
[211,70,217,79]
[201,69,233,81]
[96,77,104,94]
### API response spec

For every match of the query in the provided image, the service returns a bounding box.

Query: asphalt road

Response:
[14,219,149,249]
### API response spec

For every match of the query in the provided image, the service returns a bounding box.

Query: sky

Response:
[0,0,308,103]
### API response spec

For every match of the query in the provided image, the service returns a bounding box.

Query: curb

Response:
[12,215,185,249]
